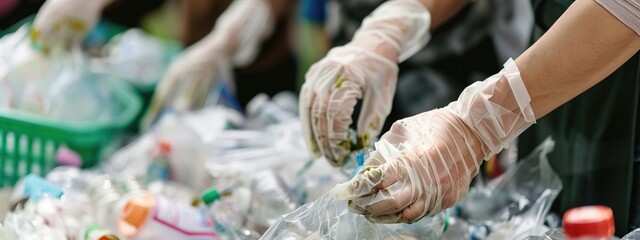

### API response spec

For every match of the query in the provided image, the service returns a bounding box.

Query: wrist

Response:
[349,35,399,63]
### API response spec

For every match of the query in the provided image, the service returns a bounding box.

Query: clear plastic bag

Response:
[261,192,402,240]
[454,137,562,239]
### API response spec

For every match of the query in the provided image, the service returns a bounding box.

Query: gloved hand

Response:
[32,0,112,50]
[141,0,274,129]
[300,0,432,166]
[332,59,536,223]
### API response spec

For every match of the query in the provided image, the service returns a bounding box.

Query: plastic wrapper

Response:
[261,192,402,240]
[453,137,562,239]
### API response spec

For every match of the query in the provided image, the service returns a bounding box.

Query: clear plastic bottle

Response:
[147,139,172,182]
[200,187,259,240]
[88,175,123,231]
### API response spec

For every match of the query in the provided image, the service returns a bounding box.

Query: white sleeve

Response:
[595,0,640,36]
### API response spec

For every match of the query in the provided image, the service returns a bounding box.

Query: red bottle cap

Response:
[156,139,172,155]
[563,205,615,238]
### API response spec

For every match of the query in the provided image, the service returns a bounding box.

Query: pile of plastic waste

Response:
[1,88,609,239]
[2,22,640,240]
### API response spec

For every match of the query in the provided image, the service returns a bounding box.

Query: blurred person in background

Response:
[0,0,297,128]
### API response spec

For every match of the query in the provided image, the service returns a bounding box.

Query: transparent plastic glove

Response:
[141,37,233,129]
[300,0,431,166]
[141,0,274,129]
[32,0,112,50]
[332,59,536,223]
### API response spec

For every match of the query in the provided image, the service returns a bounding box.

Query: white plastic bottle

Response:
[118,192,218,240]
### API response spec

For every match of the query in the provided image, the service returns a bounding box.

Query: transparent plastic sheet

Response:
[453,137,562,239]
[261,192,402,240]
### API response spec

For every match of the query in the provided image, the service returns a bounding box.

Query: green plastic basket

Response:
[2,15,182,134]
[0,77,141,187]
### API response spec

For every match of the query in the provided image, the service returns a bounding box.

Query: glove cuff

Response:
[448,58,536,158]
[352,0,432,63]
[212,0,275,67]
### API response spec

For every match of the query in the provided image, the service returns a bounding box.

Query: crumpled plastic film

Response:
[261,192,402,240]
[465,137,562,239]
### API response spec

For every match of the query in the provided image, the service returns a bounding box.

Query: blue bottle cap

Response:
[351,153,366,177]
[23,174,63,201]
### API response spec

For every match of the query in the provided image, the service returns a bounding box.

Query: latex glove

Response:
[141,0,274,129]
[332,59,536,223]
[300,0,432,166]
[32,0,112,50]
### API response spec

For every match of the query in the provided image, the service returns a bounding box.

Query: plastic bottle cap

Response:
[55,146,82,167]
[563,205,615,238]
[23,174,63,201]
[156,140,172,155]
[201,187,221,205]
[121,194,153,230]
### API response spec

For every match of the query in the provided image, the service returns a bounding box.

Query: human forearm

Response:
[418,0,469,31]
[515,0,640,119]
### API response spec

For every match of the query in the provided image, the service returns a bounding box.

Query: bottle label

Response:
[153,195,217,239]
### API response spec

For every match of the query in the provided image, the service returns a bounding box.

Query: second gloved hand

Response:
[332,59,536,223]
[141,35,233,129]
[141,0,275,129]
[300,0,432,166]
[32,0,112,50]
